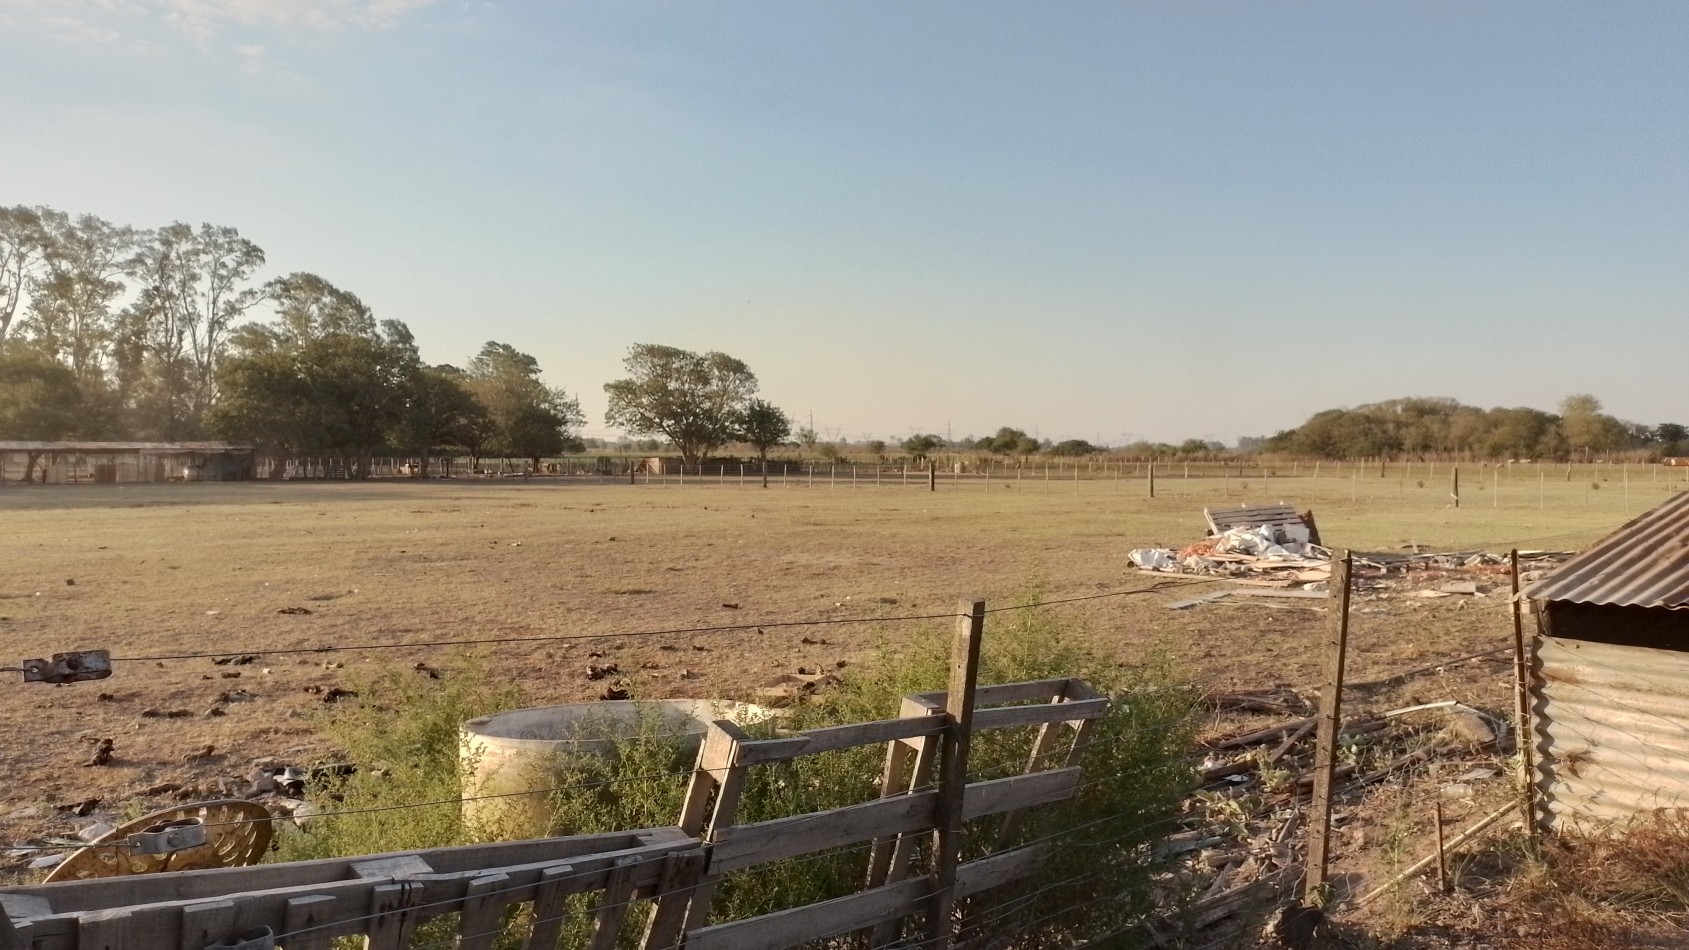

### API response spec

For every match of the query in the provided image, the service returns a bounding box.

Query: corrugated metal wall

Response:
[1533,635,1689,828]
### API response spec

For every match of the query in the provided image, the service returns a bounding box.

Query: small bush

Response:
[270,653,523,863]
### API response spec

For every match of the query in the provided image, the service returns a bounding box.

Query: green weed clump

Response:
[270,654,523,863]
[273,608,1198,948]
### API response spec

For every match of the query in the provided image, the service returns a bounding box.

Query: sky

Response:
[2,1,1685,445]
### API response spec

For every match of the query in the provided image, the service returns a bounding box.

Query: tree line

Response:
[0,207,593,477]
[1259,395,1688,461]
[0,205,806,479]
[6,206,1684,475]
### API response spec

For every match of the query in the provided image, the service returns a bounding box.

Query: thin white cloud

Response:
[163,0,439,32]
[39,14,124,44]
[232,41,266,73]
[5,0,439,45]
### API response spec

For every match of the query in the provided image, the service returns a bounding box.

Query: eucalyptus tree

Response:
[23,210,139,381]
[0,206,46,352]
[123,223,265,437]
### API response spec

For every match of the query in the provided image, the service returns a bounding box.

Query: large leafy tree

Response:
[213,322,419,479]
[210,274,420,479]
[0,345,84,481]
[604,344,758,472]
[464,342,583,469]
[738,399,790,488]
[392,365,490,477]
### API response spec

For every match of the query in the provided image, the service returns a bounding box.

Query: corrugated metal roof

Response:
[0,441,251,453]
[1533,636,1689,827]
[1525,490,1689,609]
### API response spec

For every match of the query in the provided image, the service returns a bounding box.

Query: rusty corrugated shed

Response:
[1532,636,1689,827]
[1524,490,1689,610]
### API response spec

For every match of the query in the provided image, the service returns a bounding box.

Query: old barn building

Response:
[1527,490,1689,829]
[0,441,255,485]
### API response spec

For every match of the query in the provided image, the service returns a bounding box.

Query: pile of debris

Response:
[1153,689,1518,944]
[1132,504,1574,606]
[1132,503,1332,580]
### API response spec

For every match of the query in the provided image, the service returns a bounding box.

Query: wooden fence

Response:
[0,605,1110,950]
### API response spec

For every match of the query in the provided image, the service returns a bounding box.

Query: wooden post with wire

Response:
[925,598,984,949]
[1451,466,1460,508]
[1304,551,1353,900]
[1511,549,1540,842]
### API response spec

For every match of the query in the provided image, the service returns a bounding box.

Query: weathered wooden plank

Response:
[280,894,337,950]
[0,830,679,914]
[737,716,947,764]
[712,792,938,874]
[929,598,986,950]
[995,684,1071,849]
[361,882,421,950]
[961,768,1082,821]
[1062,679,1102,702]
[585,857,639,950]
[1227,588,1328,600]
[637,850,706,950]
[455,872,511,950]
[911,678,1073,709]
[9,842,690,950]
[972,698,1108,731]
[684,876,931,950]
[520,863,574,950]
[955,844,1048,897]
[730,736,812,765]
[352,855,433,880]
[177,900,238,950]
[864,734,914,889]
[676,723,752,932]
[1,895,50,950]
[1167,591,1232,610]
[74,908,132,950]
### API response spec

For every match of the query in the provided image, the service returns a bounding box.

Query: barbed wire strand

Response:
[108,579,1216,664]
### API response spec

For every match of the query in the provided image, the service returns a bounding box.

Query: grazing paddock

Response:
[0,475,1660,855]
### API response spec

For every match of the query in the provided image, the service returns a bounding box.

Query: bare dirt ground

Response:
[0,473,1656,940]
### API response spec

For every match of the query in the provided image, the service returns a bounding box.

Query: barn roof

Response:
[1526,490,1689,610]
[0,441,252,453]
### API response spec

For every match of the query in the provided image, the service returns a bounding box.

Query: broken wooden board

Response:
[1166,591,1232,610]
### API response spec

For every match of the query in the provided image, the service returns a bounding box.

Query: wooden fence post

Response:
[930,462,937,492]
[1147,461,1155,499]
[1451,466,1460,508]
[1304,551,1352,900]
[925,599,985,949]
[1511,550,1539,843]
[1433,801,1448,894]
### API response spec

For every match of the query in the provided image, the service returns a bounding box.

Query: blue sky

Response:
[2,1,1684,444]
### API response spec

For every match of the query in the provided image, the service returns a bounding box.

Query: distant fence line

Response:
[10,451,1689,508]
